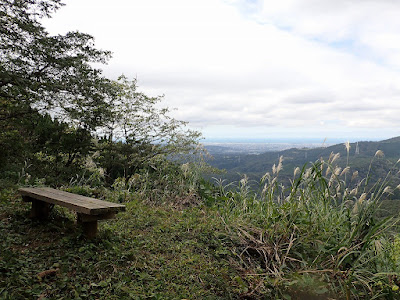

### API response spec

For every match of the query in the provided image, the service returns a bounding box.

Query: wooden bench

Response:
[19,187,126,238]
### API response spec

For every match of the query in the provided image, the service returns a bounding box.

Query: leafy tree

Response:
[0,0,115,181]
[103,76,201,152]
[0,109,93,184]
[0,0,205,193]
[0,0,115,129]
[96,76,203,183]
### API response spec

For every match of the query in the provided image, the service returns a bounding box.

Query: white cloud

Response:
[43,0,400,140]
[237,0,400,68]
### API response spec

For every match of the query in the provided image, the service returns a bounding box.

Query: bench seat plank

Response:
[39,188,124,210]
[19,187,125,215]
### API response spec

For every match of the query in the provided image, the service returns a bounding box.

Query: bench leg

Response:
[82,221,98,239]
[30,199,51,220]
[77,214,98,238]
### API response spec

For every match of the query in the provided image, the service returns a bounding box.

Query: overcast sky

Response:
[43,0,400,142]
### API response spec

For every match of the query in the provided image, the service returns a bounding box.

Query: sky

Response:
[43,0,400,142]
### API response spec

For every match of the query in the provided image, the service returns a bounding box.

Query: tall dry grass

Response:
[212,149,400,299]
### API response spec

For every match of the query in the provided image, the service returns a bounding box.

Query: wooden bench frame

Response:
[19,187,126,238]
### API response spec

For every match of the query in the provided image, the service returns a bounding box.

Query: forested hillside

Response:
[208,138,400,192]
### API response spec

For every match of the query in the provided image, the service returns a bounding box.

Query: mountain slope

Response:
[207,137,400,187]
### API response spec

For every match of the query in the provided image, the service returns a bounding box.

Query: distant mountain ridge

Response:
[380,136,400,143]
[207,136,400,187]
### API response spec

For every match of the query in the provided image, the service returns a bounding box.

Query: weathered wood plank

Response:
[19,187,125,215]
[20,188,104,214]
[40,188,122,208]
[21,189,104,209]
[40,188,125,211]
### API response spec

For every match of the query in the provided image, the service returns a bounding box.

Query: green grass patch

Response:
[0,193,245,299]
[3,153,400,299]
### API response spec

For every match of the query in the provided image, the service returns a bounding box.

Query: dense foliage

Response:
[0,0,114,129]
[0,0,203,200]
